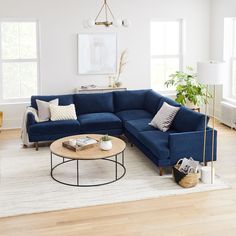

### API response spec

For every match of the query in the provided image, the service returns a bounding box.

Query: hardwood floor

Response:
[0,123,236,236]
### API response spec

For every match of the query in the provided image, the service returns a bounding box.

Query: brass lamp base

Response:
[202,85,216,184]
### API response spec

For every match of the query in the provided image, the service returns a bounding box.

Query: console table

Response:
[76,86,127,94]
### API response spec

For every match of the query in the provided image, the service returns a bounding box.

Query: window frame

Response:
[0,19,40,104]
[150,18,184,94]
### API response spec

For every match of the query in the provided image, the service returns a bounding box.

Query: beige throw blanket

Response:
[21,107,39,147]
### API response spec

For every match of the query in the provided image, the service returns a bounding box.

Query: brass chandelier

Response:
[85,0,131,28]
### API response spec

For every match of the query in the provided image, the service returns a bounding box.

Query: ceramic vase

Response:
[100,140,112,151]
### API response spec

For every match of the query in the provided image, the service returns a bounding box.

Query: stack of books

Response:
[62,137,98,152]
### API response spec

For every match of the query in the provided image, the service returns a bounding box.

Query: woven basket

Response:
[173,163,199,188]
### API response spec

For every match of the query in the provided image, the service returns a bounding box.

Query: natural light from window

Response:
[0,21,39,102]
[150,20,183,92]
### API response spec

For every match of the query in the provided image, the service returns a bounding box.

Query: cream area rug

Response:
[0,141,229,218]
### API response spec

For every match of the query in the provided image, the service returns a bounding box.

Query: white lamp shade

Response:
[197,61,225,85]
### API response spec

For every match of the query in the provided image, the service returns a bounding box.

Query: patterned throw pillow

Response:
[36,99,59,122]
[49,104,77,121]
[149,102,180,132]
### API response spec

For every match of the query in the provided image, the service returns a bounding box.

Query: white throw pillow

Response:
[50,104,77,121]
[149,102,180,132]
[36,99,59,122]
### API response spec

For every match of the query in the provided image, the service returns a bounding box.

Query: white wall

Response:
[210,0,236,60]
[0,0,211,129]
[209,0,236,118]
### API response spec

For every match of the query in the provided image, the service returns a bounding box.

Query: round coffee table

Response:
[50,134,126,187]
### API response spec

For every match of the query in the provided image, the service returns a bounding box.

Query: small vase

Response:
[115,81,122,88]
[100,140,112,151]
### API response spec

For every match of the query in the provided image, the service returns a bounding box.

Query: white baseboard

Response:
[1,119,22,130]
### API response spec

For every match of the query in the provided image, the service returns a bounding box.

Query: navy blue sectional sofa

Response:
[27,89,216,174]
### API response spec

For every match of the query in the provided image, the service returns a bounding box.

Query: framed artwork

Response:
[78,33,117,75]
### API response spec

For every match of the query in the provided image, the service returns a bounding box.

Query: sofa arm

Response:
[26,112,37,129]
[168,129,217,165]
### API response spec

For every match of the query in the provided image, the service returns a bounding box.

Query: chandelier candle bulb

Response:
[113,18,122,27]
[122,19,132,27]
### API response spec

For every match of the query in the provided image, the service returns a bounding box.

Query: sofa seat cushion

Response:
[78,113,122,132]
[125,119,156,139]
[138,130,172,159]
[28,120,80,136]
[116,110,153,122]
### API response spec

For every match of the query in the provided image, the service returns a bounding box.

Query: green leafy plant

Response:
[164,66,212,107]
[100,134,112,142]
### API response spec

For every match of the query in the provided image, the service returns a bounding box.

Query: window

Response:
[0,21,39,102]
[224,18,236,99]
[150,20,183,91]
[232,19,236,98]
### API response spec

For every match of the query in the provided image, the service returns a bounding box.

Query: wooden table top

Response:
[50,134,126,160]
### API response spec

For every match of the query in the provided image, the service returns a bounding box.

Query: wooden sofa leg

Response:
[204,161,208,166]
[159,167,164,176]
[35,142,39,151]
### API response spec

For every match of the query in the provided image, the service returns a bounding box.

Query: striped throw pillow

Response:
[149,102,180,132]
[50,104,77,121]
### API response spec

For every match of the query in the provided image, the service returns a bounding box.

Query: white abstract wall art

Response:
[78,33,117,75]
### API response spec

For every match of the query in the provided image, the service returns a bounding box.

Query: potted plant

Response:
[100,134,113,151]
[164,66,211,108]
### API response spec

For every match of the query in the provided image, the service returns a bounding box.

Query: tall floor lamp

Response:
[197,61,225,184]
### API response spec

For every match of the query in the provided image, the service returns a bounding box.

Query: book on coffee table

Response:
[62,137,98,152]
[76,137,98,146]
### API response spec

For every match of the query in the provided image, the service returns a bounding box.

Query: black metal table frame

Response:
[50,151,126,187]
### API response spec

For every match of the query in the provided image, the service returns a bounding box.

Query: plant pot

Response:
[100,140,112,151]
[185,100,198,109]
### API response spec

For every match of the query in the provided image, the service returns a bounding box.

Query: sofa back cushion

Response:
[162,96,181,107]
[144,90,164,115]
[172,107,207,132]
[74,92,114,115]
[31,95,74,110]
[114,90,150,112]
